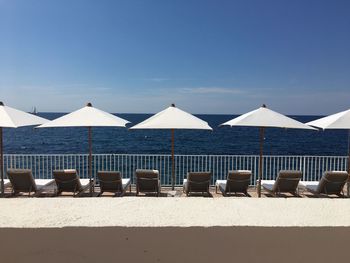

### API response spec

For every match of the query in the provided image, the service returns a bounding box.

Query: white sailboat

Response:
[31,106,37,115]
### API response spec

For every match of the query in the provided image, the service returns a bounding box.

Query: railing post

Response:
[302,156,306,181]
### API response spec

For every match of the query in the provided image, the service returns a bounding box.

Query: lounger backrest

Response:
[7,169,37,193]
[226,170,251,192]
[187,172,212,192]
[317,171,348,194]
[53,169,82,193]
[273,170,302,193]
[97,171,122,192]
[135,169,159,192]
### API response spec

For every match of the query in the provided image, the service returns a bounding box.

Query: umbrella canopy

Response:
[221,104,316,197]
[0,101,49,194]
[37,103,130,195]
[38,103,129,128]
[130,104,212,130]
[130,104,213,190]
[0,102,48,128]
[307,109,350,130]
[306,109,350,190]
[222,105,317,130]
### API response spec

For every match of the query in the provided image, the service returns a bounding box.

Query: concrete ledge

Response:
[1,198,350,228]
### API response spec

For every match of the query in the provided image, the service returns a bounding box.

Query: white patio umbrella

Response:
[306,108,350,188]
[221,104,316,197]
[0,101,49,194]
[130,104,213,190]
[37,103,130,195]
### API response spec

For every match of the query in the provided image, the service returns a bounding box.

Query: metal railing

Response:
[3,154,349,186]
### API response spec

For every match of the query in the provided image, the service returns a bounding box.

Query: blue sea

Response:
[2,113,349,156]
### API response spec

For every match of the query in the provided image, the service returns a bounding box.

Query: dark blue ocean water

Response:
[2,113,349,156]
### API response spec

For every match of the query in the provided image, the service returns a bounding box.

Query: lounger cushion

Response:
[303,183,318,193]
[299,181,318,188]
[80,179,91,187]
[3,179,10,187]
[261,180,276,192]
[122,178,131,189]
[34,179,55,190]
[183,179,188,186]
[215,179,227,191]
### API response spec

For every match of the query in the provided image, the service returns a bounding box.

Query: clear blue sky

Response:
[1,0,349,115]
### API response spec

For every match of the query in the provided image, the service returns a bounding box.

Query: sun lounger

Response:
[261,170,302,196]
[53,169,92,197]
[215,170,251,196]
[183,172,212,196]
[300,171,348,197]
[135,169,160,196]
[97,171,131,196]
[7,169,54,196]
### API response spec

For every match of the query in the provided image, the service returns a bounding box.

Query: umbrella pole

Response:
[0,127,3,196]
[171,129,175,190]
[88,127,93,196]
[258,127,265,198]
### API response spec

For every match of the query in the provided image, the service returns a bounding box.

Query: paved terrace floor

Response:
[1,185,349,228]
[2,184,349,198]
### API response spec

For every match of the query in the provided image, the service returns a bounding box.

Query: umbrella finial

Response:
[171,103,176,107]
[86,102,93,107]
[262,104,267,108]
[0,101,4,106]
